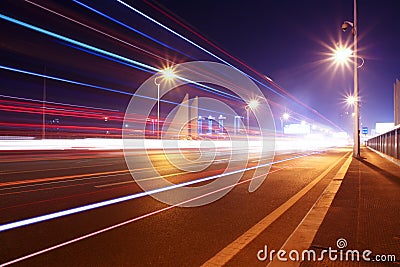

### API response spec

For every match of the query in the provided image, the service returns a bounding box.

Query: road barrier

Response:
[367,125,400,160]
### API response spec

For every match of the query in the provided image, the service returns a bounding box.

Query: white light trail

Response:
[0,152,318,233]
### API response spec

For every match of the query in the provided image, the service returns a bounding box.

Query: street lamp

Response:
[333,46,353,65]
[154,67,175,138]
[282,112,290,121]
[346,95,357,106]
[337,0,360,157]
[245,99,259,132]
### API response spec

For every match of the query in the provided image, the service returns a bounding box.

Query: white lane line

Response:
[267,153,353,267]
[0,152,316,234]
[201,151,351,267]
[0,152,307,267]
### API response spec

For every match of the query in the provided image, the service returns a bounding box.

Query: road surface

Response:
[0,147,351,266]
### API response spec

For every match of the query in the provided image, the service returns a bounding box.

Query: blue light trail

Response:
[59,42,241,101]
[0,65,238,117]
[0,13,158,72]
[0,13,242,101]
[0,94,120,112]
[114,0,286,98]
[71,0,195,60]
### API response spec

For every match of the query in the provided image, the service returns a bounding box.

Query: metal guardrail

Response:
[367,125,400,159]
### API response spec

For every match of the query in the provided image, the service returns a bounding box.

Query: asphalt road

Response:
[0,147,351,266]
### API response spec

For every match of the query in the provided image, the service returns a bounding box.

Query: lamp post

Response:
[154,68,175,138]
[334,1,360,157]
[342,0,360,157]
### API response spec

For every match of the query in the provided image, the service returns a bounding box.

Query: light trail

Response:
[0,153,257,209]
[0,153,248,211]
[0,163,293,267]
[25,0,253,103]
[0,11,244,102]
[117,0,343,130]
[0,102,116,121]
[62,42,241,101]
[0,150,266,190]
[24,0,174,65]
[141,0,284,97]
[0,92,332,138]
[0,151,318,233]
[0,94,120,112]
[0,152,121,164]
[1,4,343,132]
[0,173,128,198]
[1,12,327,130]
[0,13,159,72]
[71,0,194,59]
[0,172,127,193]
[0,64,241,119]
[0,122,122,132]
[0,162,116,176]
[114,0,270,87]
[0,64,134,96]
[0,98,186,131]
[0,169,129,188]
[0,99,144,125]
[0,12,229,109]
[24,1,245,102]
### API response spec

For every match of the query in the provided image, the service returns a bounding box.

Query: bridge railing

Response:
[366,125,400,159]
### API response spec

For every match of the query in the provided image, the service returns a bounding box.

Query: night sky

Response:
[151,0,400,131]
[1,0,399,136]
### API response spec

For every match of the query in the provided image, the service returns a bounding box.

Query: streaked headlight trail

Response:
[0,151,318,233]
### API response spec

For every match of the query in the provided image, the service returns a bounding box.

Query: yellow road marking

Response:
[201,151,351,267]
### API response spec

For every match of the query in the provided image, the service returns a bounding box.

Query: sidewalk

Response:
[302,147,400,266]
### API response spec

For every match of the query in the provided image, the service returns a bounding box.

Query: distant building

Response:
[395,79,400,126]
[283,123,311,135]
[375,122,395,135]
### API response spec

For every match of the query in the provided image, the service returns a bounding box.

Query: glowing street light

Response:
[333,46,353,65]
[346,95,357,106]
[161,68,176,81]
[155,67,176,138]
[282,112,290,120]
[248,99,259,110]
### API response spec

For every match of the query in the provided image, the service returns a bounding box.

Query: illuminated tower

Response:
[208,116,215,134]
[218,115,226,133]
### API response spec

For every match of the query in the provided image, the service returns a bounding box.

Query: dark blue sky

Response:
[1,0,399,136]
[153,0,400,131]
